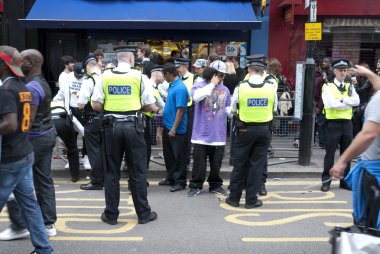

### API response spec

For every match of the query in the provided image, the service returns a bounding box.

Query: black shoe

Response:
[320,185,330,192]
[225,197,239,207]
[339,181,352,191]
[258,184,267,196]
[170,184,186,192]
[138,212,157,224]
[71,176,80,183]
[158,178,174,186]
[245,199,263,209]
[80,182,103,190]
[101,213,117,225]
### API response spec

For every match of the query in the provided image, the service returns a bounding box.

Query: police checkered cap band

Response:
[151,65,163,73]
[332,59,349,69]
[0,45,24,77]
[210,60,227,74]
[248,60,267,69]
[82,55,97,69]
[114,45,137,53]
[173,58,190,67]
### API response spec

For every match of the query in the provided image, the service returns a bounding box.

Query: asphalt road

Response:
[0,178,353,254]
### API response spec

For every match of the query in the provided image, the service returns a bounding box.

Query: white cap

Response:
[193,59,207,68]
[210,60,227,74]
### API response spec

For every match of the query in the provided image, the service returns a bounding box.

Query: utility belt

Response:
[102,111,145,133]
[84,111,102,124]
[233,118,272,135]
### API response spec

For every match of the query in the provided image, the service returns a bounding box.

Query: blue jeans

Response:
[0,153,53,254]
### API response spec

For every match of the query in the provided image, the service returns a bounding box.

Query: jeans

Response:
[0,153,53,254]
[30,130,58,225]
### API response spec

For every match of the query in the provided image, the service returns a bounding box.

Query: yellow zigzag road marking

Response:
[50,236,143,241]
[225,213,352,226]
[56,206,133,209]
[56,218,137,234]
[324,222,353,227]
[219,204,352,213]
[242,237,329,242]
[260,191,336,200]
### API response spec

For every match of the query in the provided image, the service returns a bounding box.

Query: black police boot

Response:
[258,184,267,196]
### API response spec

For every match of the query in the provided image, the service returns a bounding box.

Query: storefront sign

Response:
[305,22,322,41]
[294,62,305,120]
[225,44,238,57]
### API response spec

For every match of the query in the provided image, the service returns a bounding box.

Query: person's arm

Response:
[321,85,349,110]
[330,120,380,178]
[192,75,220,102]
[90,77,105,112]
[342,86,360,106]
[0,91,19,134]
[141,76,159,113]
[78,79,93,109]
[354,65,380,91]
[225,86,239,117]
[25,81,45,125]
[168,107,185,137]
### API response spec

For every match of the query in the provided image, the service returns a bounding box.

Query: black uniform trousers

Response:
[229,125,271,205]
[189,144,224,190]
[144,116,152,169]
[71,107,87,156]
[84,117,104,186]
[103,121,151,221]
[184,106,194,166]
[322,120,353,185]
[162,127,187,186]
[52,117,80,179]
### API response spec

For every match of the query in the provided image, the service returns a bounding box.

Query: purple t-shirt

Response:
[191,79,231,145]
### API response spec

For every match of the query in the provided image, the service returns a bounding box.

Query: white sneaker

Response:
[65,163,69,169]
[83,155,92,170]
[0,228,30,241]
[45,224,57,237]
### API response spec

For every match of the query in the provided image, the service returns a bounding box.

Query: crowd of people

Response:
[1,43,380,253]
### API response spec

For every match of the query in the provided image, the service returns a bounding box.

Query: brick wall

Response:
[332,33,361,64]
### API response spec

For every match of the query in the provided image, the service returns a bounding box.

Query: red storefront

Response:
[268,0,380,88]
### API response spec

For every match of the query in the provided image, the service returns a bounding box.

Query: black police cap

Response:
[82,55,97,70]
[173,58,190,67]
[151,64,163,73]
[332,59,349,69]
[248,59,267,69]
[114,45,137,53]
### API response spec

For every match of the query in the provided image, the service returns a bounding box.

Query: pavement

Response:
[51,139,331,181]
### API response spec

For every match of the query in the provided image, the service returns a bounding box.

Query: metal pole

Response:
[298,2,316,166]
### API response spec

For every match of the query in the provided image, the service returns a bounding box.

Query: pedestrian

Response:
[192,58,207,79]
[158,63,189,191]
[321,59,360,192]
[231,57,247,82]
[58,55,74,90]
[330,65,380,229]
[223,60,240,96]
[188,63,231,197]
[20,49,58,237]
[137,45,153,77]
[174,58,195,170]
[52,62,86,182]
[91,45,158,225]
[314,60,326,148]
[0,45,53,253]
[77,55,104,190]
[225,58,277,209]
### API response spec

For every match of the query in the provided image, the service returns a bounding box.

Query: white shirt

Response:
[150,79,166,114]
[322,78,360,110]
[53,72,83,110]
[77,70,101,106]
[158,81,169,99]
[58,71,70,89]
[91,62,155,107]
[226,74,278,117]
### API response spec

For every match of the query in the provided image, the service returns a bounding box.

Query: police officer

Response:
[77,55,104,190]
[91,45,158,225]
[174,58,195,169]
[321,59,360,192]
[226,59,278,209]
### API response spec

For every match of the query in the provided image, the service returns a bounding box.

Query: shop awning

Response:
[19,0,261,30]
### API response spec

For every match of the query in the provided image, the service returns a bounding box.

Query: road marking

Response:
[219,204,352,213]
[56,213,135,217]
[242,237,329,242]
[260,201,347,204]
[260,191,336,200]
[56,190,86,194]
[56,206,133,209]
[55,218,137,234]
[50,236,143,241]
[225,213,352,226]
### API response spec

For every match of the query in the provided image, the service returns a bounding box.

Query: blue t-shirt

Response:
[163,78,189,134]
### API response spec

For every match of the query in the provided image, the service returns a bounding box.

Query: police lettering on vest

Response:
[247,98,268,107]
[108,85,132,95]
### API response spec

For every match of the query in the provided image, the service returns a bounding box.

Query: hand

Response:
[329,160,347,179]
[315,107,320,114]
[168,130,176,138]
[211,75,219,86]
[354,65,373,77]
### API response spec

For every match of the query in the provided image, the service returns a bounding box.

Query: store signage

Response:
[225,44,238,57]
[305,0,310,9]
[294,62,305,120]
[305,22,322,41]
[309,1,317,22]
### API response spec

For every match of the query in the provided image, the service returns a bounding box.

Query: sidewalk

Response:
[51,141,329,180]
